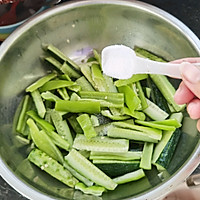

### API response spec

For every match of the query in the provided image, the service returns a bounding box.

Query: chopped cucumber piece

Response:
[65,149,117,190]
[27,118,63,163]
[16,95,32,135]
[39,80,76,92]
[63,161,93,187]
[79,91,124,108]
[94,161,140,178]
[150,74,185,112]
[41,91,61,102]
[76,76,95,91]
[55,100,101,114]
[26,110,55,133]
[122,107,146,121]
[136,81,148,110]
[26,72,57,92]
[43,44,80,70]
[75,183,105,197]
[152,113,183,164]
[118,85,141,112]
[156,128,182,169]
[135,120,176,131]
[90,115,100,127]
[61,62,81,79]
[114,74,148,87]
[31,90,46,118]
[91,63,108,92]
[143,98,169,120]
[67,115,83,134]
[46,130,70,151]
[113,169,145,184]
[140,142,154,170]
[77,114,97,139]
[107,126,159,143]
[50,109,73,146]
[112,122,162,140]
[90,151,142,161]
[28,149,78,188]
[73,134,129,152]
[101,110,130,121]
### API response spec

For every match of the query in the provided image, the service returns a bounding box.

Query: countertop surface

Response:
[0,0,200,199]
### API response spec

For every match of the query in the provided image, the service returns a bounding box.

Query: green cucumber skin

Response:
[156,128,182,169]
[28,149,78,188]
[95,162,140,178]
[150,74,185,112]
[113,169,145,184]
[65,149,117,190]
[147,77,170,114]
[152,113,183,164]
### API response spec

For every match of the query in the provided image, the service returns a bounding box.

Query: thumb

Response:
[180,62,200,99]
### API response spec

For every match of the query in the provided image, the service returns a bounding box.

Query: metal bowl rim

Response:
[0,0,200,199]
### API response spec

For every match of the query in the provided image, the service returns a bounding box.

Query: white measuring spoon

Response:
[101,45,200,79]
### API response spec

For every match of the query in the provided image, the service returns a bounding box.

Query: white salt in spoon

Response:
[101,45,200,79]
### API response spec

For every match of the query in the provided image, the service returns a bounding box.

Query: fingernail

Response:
[180,62,200,83]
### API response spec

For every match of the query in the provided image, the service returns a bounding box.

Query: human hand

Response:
[173,58,200,131]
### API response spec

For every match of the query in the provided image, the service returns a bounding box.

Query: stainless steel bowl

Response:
[0,1,200,199]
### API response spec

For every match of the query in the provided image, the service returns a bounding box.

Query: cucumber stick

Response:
[140,142,154,170]
[43,44,80,70]
[27,118,63,164]
[77,114,97,139]
[113,169,145,184]
[94,160,140,177]
[26,72,57,92]
[49,109,73,146]
[16,95,32,135]
[101,110,130,121]
[31,90,46,118]
[27,110,55,132]
[113,121,162,138]
[75,183,105,197]
[55,100,101,114]
[150,74,185,112]
[107,126,159,143]
[41,91,61,102]
[90,151,142,161]
[143,98,169,121]
[91,63,108,92]
[73,134,129,152]
[135,120,176,131]
[63,161,93,187]
[152,112,183,164]
[118,85,141,111]
[65,149,117,190]
[156,128,182,169]
[28,149,78,188]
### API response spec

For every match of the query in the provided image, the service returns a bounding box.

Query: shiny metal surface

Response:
[0,0,200,200]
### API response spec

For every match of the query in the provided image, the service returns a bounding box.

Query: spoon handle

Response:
[135,56,200,79]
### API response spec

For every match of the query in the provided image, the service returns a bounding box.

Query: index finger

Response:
[170,57,200,64]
